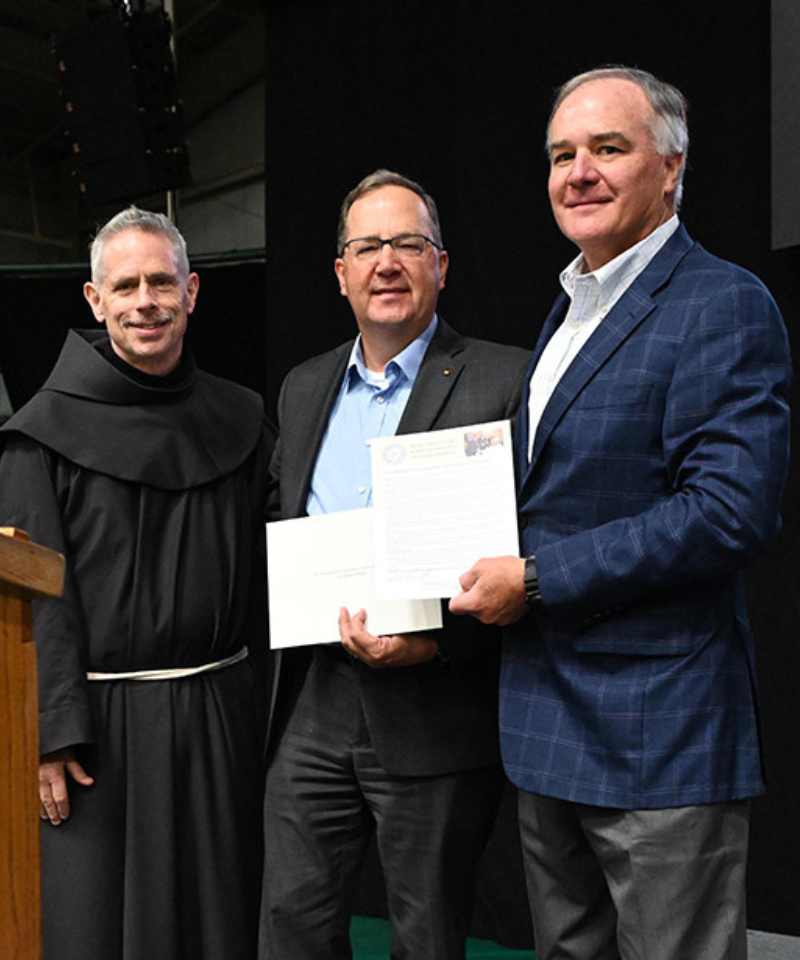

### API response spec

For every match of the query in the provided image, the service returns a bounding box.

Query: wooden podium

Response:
[1,529,64,960]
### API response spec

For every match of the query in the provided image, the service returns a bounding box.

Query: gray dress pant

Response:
[260,651,504,960]
[518,790,750,960]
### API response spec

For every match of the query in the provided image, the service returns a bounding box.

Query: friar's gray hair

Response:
[90,206,190,283]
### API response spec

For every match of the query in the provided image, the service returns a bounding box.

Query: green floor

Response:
[351,915,536,958]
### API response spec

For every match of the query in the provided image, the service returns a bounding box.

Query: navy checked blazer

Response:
[501,225,792,809]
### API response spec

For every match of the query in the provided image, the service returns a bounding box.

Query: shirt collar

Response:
[345,315,438,389]
[560,216,680,298]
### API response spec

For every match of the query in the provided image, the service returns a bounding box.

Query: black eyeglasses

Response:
[340,233,443,261]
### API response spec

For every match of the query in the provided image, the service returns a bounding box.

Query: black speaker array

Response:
[53,8,191,206]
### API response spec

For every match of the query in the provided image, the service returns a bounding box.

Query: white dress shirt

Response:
[527,216,679,459]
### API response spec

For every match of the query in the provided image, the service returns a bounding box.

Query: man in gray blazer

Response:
[260,169,531,960]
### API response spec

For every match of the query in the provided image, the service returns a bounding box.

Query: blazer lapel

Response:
[514,295,567,482]
[283,344,350,518]
[396,318,465,435]
[520,226,695,491]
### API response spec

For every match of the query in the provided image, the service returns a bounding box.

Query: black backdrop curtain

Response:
[263,0,800,943]
[1,0,797,945]
[0,260,267,411]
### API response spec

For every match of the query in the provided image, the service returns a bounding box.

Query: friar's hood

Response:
[0,329,264,490]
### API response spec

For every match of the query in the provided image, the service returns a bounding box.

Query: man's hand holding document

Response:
[266,420,519,648]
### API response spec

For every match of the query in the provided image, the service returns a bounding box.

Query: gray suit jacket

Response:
[268,318,531,776]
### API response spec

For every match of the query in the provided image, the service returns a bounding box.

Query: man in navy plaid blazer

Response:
[451,66,792,960]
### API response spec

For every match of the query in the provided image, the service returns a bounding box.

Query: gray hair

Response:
[90,206,190,283]
[337,169,443,255]
[546,65,689,209]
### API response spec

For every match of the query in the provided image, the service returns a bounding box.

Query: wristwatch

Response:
[524,556,543,609]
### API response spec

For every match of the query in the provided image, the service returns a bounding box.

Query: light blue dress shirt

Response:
[306,317,438,516]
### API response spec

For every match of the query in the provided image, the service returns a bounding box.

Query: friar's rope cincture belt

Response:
[86,646,248,681]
